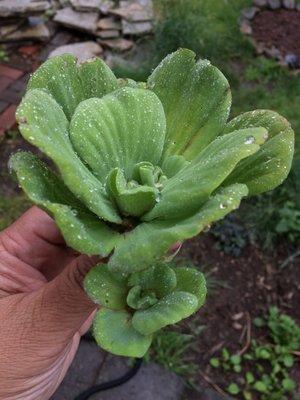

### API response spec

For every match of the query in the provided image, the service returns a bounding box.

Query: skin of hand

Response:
[0,206,100,400]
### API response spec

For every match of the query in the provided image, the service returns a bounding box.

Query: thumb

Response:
[38,255,99,340]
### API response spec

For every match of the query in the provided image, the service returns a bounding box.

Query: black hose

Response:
[74,357,143,400]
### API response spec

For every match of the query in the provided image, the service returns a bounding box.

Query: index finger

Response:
[0,206,77,273]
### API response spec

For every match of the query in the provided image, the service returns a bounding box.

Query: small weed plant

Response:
[210,307,300,399]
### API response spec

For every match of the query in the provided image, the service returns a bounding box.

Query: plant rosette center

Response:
[9,49,294,357]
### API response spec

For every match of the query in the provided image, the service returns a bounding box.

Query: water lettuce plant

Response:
[9,49,294,357]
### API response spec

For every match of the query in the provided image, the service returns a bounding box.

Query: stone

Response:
[0,22,24,39]
[110,0,154,22]
[267,0,281,9]
[49,41,103,62]
[253,41,266,55]
[242,7,260,19]
[99,0,115,14]
[285,53,300,68]
[58,0,69,6]
[98,17,121,30]
[0,23,50,42]
[28,16,45,26]
[253,0,268,6]
[97,29,120,39]
[122,20,152,35]
[0,0,50,18]
[51,340,106,400]
[264,46,281,59]
[93,356,185,400]
[282,0,296,9]
[70,0,101,11]
[54,7,99,34]
[240,19,252,35]
[69,0,114,13]
[99,38,134,51]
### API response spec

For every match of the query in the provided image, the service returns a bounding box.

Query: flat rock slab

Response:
[51,340,106,400]
[122,20,152,35]
[97,30,120,39]
[0,21,25,38]
[0,23,50,42]
[267,0,281,9]
[92,355,185,400]
[111,0,154,22]
[99,38,134,51]
[70,0,102,12]
[51,340,184,400]
[69,0,114,13]
[283,0,296,9]
[54,7,99,34]
[98,17,121,30]
[49,41,103,62]
[0,0,50,17]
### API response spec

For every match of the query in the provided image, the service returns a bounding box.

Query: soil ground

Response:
[252,9,300,58]
[180,234,300,399]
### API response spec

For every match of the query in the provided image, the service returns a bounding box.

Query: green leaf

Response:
[223,110,294,195]
[283,354,294,368]
[162,155,190,178]
[243,391,252,400]
[9,152,121,256]
[27,54,82,120]
[109,184,248,274]
[230,354,242,365]
[16,89,120,223]
[148,48,231,160]
[106,168,158,217]
[78,57,118,100]
[132,291,198,335]
[173,267,206,309]
[70,87,166,182]
[234,364,242,373]
[27,54,118,120]
[282,378,295,392]
[227,383,240,395]
[144,127,267,221]
[128,264,177,298]
[253,317,265,327]
[222,348,230,361]
[93,309,152,357]
[210,358,220,368]
[84,264,127,309]
[254,381,267,393]
[126,286,158,310]
[256,347,271,360]
[246,372,255,384]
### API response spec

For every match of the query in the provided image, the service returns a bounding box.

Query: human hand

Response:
[0,206,99,400]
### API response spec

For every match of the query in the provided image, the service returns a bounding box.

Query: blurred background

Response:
[0,0,299,399]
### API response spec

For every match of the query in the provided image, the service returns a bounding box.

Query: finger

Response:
[32,255,100,343]
[0,250,46,298]
[0,206,77,276]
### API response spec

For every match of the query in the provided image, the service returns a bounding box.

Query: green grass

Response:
[148,330,198,377]
[153,0,252,63]
[0,193,32,230]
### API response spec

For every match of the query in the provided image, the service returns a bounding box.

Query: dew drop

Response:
[245,136,255,145]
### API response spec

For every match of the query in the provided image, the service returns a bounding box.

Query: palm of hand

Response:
[0,207,96,400]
